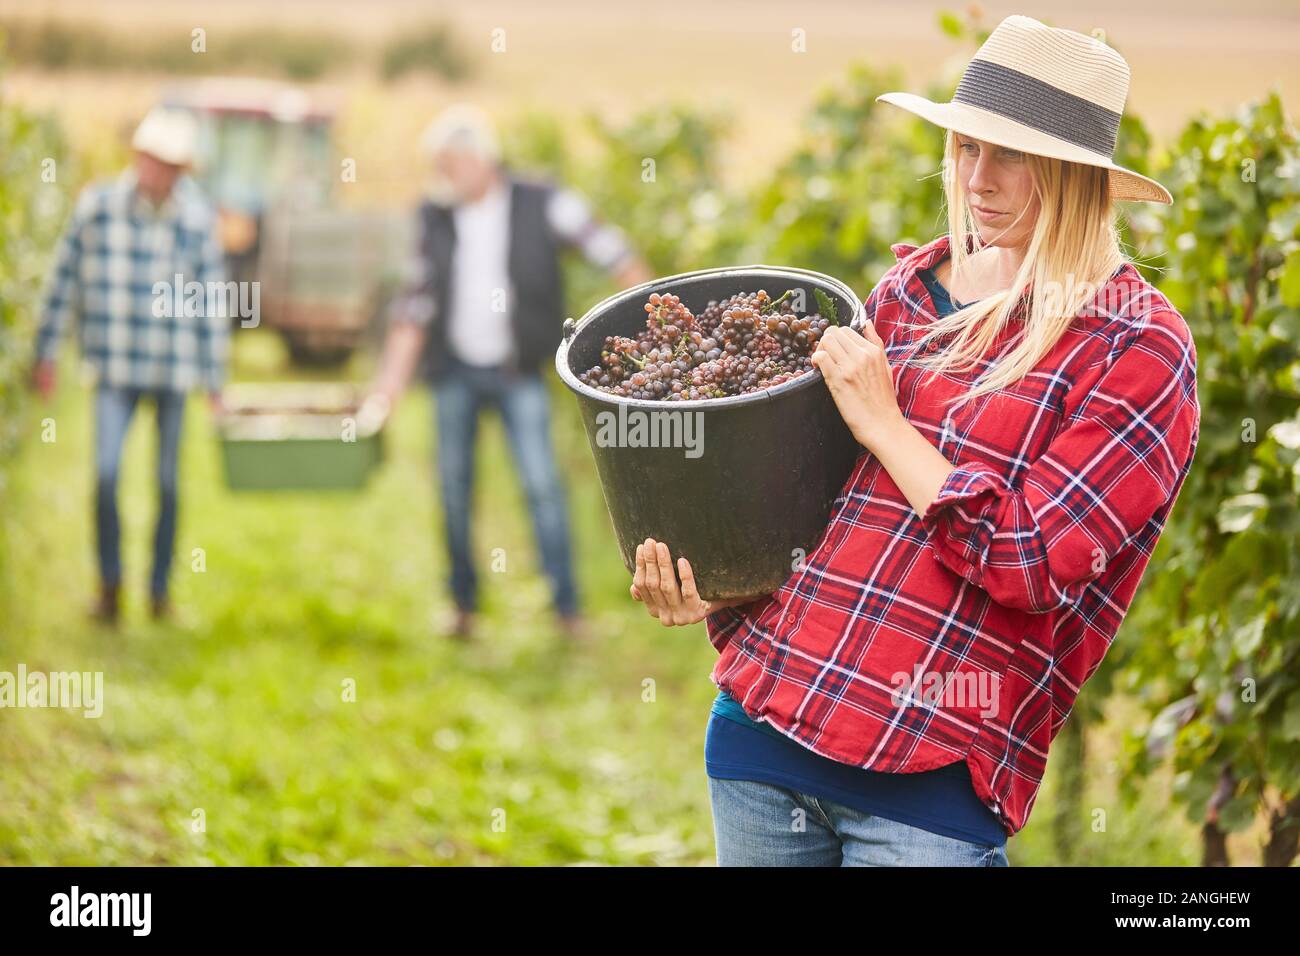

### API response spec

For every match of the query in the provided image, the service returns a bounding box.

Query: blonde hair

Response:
[904,129,1126,405]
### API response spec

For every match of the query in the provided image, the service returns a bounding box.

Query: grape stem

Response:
[762,289,795,314]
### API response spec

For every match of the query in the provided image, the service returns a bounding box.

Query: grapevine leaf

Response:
[814,287,839,325]
[1282,690,1300,741]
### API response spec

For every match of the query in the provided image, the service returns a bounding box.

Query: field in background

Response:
[3,0,1299,198]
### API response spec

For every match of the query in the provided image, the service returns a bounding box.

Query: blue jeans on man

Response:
[94,384,187,601]
[433,357,577,617]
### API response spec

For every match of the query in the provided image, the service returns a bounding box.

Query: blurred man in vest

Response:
[370,105,652,640]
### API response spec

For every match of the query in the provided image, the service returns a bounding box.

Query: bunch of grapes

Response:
[579,288,835,401]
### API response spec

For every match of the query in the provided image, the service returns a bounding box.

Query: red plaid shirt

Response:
[706,234,1200,837]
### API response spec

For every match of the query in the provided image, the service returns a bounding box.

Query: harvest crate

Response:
[217,383,384,491]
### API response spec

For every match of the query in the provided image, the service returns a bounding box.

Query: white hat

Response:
[876,15,1172,204]
[131,107,199,167]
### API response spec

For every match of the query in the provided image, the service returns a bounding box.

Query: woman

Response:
[631,15,1199,866]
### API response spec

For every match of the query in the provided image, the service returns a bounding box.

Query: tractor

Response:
[162,78,410,365]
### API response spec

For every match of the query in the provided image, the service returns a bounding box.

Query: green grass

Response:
[0,329,1208,865]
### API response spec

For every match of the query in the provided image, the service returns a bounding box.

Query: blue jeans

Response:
[94,384,187,599]
[707,776,1010,867]
[433,359,577,615]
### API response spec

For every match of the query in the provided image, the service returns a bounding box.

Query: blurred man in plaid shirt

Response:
[32,107,229,625]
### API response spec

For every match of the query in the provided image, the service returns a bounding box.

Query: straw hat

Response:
[876,14,1171,204]
[131,107,198,167]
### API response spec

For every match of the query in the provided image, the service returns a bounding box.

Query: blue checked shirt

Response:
[35,170,230,392]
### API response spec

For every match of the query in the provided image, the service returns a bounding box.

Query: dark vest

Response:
[417,173,565,380]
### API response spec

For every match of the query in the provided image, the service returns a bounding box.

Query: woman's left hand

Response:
[811,322,906,452]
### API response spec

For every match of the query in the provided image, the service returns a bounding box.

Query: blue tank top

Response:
[918,255,973,313]
[704,255,1006,848]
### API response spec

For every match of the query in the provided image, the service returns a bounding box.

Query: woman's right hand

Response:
[630,538,764,626]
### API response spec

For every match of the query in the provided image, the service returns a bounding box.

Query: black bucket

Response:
[556,265,866,600]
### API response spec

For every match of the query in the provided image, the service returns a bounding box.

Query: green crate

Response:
[217,383,384,491]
